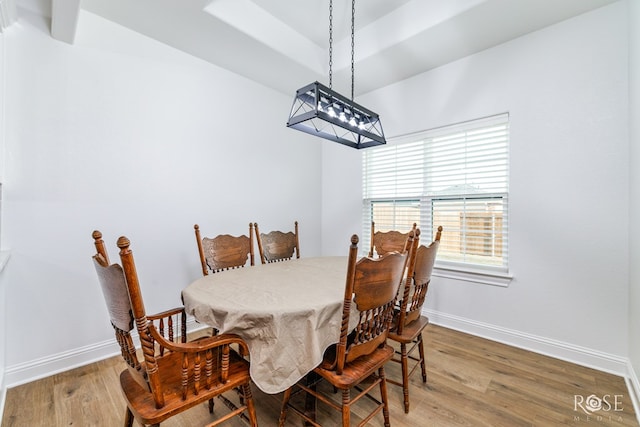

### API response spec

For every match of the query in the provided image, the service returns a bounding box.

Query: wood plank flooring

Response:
[2,325,638,426]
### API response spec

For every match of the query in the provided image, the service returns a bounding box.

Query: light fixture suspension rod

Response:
[351,0,355,101]
[328,0,333,89]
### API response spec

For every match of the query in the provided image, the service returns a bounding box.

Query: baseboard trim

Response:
[4,318,207,389]
[3,313,639,423]
[428,309,640,424]
[5,338,120,389]
[4,313,632,384]
[0,373,6,426]
[627,362,640,425]
[426,309,630,377]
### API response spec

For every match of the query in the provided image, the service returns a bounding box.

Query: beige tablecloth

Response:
[181,256,349,394]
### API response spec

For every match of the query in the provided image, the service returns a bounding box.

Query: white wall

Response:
[0,0,636,397]
[321,142,362,255]
[324,2,631,373]
[628,0,640,405]
[1,9,325,384]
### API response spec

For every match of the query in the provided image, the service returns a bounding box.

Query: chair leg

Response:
[243,382,259,427]
[378,366,391,427]
[208,398,214,413]
[341,388,351,427]
[400,342,410,413]
[124,408,134,427]
[417,333,427,382]
[278,386,293,427]
[235,386,246,406]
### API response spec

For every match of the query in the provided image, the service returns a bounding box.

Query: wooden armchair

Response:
[91,231,258,427]
[387,225,442,413]
[254,221,300,264]
[278,234,411,427]
[369,221,417,258]
[194,223,255,276]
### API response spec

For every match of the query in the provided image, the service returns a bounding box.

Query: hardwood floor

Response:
[2,325,638,426]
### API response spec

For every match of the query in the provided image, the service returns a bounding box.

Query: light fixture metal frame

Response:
[286,0,386,149]
[287,81,385,149]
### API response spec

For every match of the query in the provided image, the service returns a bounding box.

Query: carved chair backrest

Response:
[369,221,417,258]
[332,234,411,375]
[254,221,300,264]
[92,231,147,392]
[395,226,442,335]
[194,223,255,275]
[92,231,188,408]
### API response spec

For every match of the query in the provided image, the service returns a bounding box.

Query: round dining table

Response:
[181,256,352,394]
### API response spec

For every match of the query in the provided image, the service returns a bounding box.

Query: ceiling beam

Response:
[0,0,17,32]
[51,0,82,44]
[204,0,325,75]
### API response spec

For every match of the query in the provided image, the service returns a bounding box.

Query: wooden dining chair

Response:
[278,233,411,427]
[91,230,258,427]
[387,225,442,413]
[194,223,255,276]
[369,221,417,258]
[254,221,300,264]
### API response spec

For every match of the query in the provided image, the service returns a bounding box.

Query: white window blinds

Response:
[363,113,509,273]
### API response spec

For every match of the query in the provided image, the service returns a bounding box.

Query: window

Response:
[362,114,510,278]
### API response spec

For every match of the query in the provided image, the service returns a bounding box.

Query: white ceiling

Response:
[17,0,619,96]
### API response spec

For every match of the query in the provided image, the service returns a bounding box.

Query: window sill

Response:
[433,265,512,287]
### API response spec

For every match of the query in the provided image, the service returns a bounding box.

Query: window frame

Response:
[362,114,512,286]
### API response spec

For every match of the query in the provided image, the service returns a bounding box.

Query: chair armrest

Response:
[148,326,250,355]
[146,306,188,344]
[147,306,186,320]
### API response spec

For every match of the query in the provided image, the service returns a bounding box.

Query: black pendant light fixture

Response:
[286,0,386,149]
